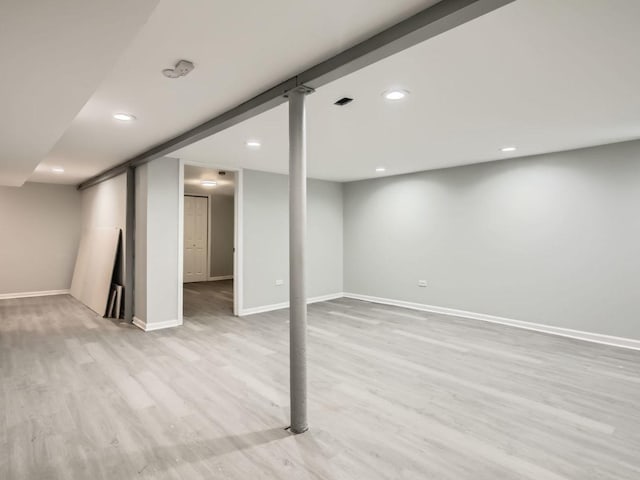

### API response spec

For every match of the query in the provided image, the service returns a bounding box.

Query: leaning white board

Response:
[70,227,120,316]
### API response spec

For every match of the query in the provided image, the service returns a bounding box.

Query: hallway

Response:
[183,280,233,319]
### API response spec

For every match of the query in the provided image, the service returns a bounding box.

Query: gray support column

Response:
[124,166,135,322]
[288,86,311,434]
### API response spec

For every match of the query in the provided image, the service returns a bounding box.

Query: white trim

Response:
[0,289,70,300]
[133,316,183,332]
[207,193,212,279]
[208,275,233,281]
[234,168,243,316]
[177,160,185,326]
[239,292,344,316]
[343,292,640,351]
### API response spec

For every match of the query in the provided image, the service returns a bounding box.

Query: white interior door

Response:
[184,196,208,283]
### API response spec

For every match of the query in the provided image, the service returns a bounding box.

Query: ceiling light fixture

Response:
[246,140,261,149]
[375,167,386,172]
[52,167,64,174]
[500,146,517,152]
[383,89,409,101]
[201,180,217,187]
[113,113,136,121]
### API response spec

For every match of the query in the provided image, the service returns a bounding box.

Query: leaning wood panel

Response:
[70,227,120,316]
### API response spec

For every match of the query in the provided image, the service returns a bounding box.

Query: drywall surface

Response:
[344,140,640,340]
[0,182,81,295]
[135,158,180,327]
[210,194,234,277]
[242,170,343,309]
[81,173,126,284]
[134,165,148,321]
[69,227,120,315]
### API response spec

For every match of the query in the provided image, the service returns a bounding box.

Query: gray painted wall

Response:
[80,173,127,285]
[210,194,234,277]
[134,165,148,321]
[135,158,181,326]
[0,183,81,295]
[344,140,640,340]
[242,169,343,310]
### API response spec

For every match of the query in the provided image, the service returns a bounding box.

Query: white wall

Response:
[344,140,640,340]
[0,183,81,296]
[80,173,127,284]
[134,158,181,329]
[242,169,343,311]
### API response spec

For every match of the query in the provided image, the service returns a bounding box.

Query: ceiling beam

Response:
[78,0,514,190]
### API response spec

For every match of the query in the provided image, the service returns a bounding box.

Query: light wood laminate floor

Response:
[1,282,639,479]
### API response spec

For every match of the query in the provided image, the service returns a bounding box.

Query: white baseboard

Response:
[240,292,344,316]
[136,289,640,350]
[343,292,640,351]
[133,316,183,332]
[0,289,70,300]
[207,275,233,281]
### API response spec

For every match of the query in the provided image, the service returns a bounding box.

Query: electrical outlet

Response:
[418,280,427,287]
[275,279,284,286]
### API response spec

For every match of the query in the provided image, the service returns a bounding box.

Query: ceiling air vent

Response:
[334,97,353,106]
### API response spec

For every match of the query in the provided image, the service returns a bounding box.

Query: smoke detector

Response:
[162,60,195,79]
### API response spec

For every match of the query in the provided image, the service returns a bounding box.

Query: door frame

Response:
[178,159,243,316]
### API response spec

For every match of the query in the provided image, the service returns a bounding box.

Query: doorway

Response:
[181,164,238,318]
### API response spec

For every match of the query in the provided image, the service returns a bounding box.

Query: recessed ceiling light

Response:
[113,113,136,121]
[500,146,517,152]
[383,89,409,101]
[201,180,217,187]
[246,140,261,149]
[52,167,64,174]
[375,167,386,172]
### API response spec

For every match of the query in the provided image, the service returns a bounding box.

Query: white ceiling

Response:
[184,165,235,196]
[28,0,434,184]
[173,0,640,181]
[0,0,158,186]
